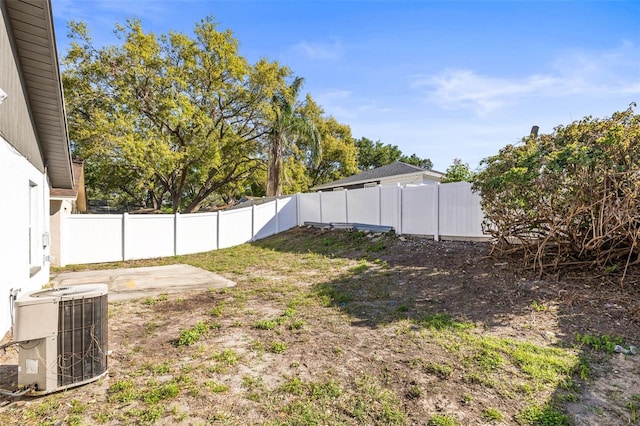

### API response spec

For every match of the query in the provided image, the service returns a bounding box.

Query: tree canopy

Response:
[299,96,358,189]
[264,77,320,196]
[473,104,640,280]
[64,18,290,212]
[398,153,433,170]
[63,17,433,210]
[441,159,475,183]
[354,137,432,171]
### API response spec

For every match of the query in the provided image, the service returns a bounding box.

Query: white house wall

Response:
[0,136,50,337]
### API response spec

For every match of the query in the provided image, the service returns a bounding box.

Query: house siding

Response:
[379,174,439,186]
[0,3,44,172]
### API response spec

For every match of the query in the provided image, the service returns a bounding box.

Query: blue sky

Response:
[51,0,640,172]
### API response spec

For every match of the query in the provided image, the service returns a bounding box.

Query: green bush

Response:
[473,105,640,276]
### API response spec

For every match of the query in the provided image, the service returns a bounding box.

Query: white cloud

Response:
[414,70,560,115]
[414,43,640,116]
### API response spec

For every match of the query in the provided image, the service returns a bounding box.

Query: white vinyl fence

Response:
[296,181,486,240]
[60,197,298,266]
[60,182,487,266]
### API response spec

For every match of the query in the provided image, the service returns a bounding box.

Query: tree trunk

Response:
[266,137,282,196]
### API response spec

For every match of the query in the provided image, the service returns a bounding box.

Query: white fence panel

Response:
[177,212,218,255]
[277,196,298,232]
[253,201,278,240]
[60,187,490,267]
[380,185,400,231]
[346,186,380,224]
[253,196,298,240]
[126,214,175,260]
[65,215,123,264]
[401,185,438,236]
[320,191,347,223]
[439,182,486,238]
[298,192,321,224]
[218,208,253,249]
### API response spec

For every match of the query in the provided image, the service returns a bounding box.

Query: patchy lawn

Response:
[1,227,639,425]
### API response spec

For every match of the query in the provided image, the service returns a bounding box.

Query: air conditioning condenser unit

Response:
[13,284,108,395]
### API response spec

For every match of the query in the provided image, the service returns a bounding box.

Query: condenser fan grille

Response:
[57,294,108,386]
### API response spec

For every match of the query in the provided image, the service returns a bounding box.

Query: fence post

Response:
[319,192,323,224]
[216,211,220,250]
[434,184,440,242]
[251,205,256,241]
[378,185,382,226]
[275,198,280,234]
[122,213,129,261]
[344,189,349,224]
[397,184,403,235]
[174,212,180,256]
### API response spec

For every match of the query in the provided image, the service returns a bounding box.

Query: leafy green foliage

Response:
[63,18,289,212]
[441,158,475,182]
[419,313,474,331]
[355,137,403,170]
[265,77,321,196]
[473,104,640,276]
[399,153,433,169]
[300,97,359,189]
[482,408,504,422]
[212,349,240,366]
[176,321,210,346]
[516,404,570,425]
[268,341,287,353]
[354,137,432,171]
[575,333,625,353]
[427,414,460,426]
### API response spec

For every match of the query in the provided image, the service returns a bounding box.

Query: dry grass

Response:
[1,227,639,425]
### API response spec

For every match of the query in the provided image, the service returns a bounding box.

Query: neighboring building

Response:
[50,160,87,266]
[0,0,75,337]
[310,161,444,192]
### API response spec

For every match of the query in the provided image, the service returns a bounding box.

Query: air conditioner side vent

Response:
[57,293,108,387]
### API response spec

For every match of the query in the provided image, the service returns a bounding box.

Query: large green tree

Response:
[265,77,320,196]
[63,19,289,212]
[399,153,433,170]
[354,137,432,170]
[354,137,402,170]
[298,96,358,189]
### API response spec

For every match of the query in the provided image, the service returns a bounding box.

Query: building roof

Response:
[3,0,74,189]
[50,160,83,199]
[311,162,444,191]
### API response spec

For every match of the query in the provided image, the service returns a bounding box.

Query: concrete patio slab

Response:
[50,264,236,302]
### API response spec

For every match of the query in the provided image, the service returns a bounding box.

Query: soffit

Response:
[4,0,73,188]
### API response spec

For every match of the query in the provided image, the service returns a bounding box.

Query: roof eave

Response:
[5,0,74,189]
[312,170,443,191]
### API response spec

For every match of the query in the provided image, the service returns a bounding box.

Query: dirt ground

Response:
[1,227,639,425]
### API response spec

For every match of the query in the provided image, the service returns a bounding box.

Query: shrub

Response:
[473,104,640,278]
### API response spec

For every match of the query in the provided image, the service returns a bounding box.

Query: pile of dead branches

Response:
[473,104,640,280]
